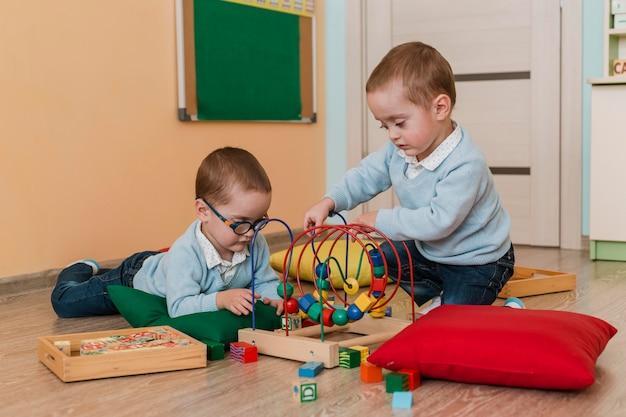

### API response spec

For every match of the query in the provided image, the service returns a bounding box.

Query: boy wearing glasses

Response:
[51,147,284,318]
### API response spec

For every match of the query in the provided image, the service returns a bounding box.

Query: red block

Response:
[398,368,420,390]
[370,277,387,294]
[230,341,258,363]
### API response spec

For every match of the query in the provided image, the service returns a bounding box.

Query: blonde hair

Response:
[366,42,456,109]
[195,147,272,205]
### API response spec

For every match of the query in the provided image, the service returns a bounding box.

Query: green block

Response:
[338,347,361,368]
[386,372,409,393]
[293,380,317,402]
[205,341,225,361]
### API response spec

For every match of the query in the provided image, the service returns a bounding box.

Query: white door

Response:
[344,0,563,246]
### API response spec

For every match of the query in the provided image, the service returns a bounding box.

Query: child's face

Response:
[197,189,271,261]
[367,81,452,161]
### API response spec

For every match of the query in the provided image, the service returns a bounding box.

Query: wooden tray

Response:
[38,325,207,382]
[497,266,576,298]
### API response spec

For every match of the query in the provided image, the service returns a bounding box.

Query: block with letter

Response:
[293,379,317,402]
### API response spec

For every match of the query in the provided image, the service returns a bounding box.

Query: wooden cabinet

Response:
[588,1,626,260]
[588,81,626,261]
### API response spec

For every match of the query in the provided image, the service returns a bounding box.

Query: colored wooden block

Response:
[298,293,317,313]
[348,345,370,362]
[370,276,387,293]
[360,361,383,383]
[206,342,225,361]
[392,391,413,409]
[353,293,376,312]
[229,341,258,363]
[369,296,387,318]
[53,340,71,356]
[282,314,303,331]
[293,379,317,402]
[299,361,324,378]
[398,368,420,390]
[79,329,191,356]
[386,372,409,393]
[497,266,576,298]
[339,347,361,368]
[313,289,329,302]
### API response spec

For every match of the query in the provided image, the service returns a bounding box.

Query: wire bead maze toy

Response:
[241,213,415,368]
[280,220,417,336]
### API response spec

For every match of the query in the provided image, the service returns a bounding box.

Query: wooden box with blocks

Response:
[497,266,576,298]
[38,326,207,382]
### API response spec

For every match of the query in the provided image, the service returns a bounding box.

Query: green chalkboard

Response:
[176,0,315,122]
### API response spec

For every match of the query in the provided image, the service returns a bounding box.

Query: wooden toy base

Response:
[238,315,410,368]
[497,266,576,298]
[38,326,207,382]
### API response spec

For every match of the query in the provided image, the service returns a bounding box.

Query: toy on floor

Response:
[230,341,258,363]
[239,217,414,368]
[277,218,415,334]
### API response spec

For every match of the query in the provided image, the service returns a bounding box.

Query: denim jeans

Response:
[51,251,159,318]
[380,241,515,306]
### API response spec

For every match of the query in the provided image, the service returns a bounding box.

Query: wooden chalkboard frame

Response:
[175,0,316,122]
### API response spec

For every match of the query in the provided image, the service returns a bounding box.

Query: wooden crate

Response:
[497,266,576,298]
[38,326,207,382]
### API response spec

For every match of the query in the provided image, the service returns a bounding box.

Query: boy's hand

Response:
[303,197,336,234]
[216,289,261,315]
[352,211,378,229]
[263,298,285,316]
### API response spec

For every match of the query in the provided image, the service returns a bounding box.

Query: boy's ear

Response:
[195,198,209,220]
[433,94,452,120]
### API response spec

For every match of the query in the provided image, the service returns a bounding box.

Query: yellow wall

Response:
[0,1,326,278]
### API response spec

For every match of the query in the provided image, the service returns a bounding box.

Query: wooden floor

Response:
[1,245,625,417]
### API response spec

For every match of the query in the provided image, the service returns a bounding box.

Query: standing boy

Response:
[303,42,514,310]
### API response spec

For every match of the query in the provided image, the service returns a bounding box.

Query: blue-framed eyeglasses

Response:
[197,197,268,235]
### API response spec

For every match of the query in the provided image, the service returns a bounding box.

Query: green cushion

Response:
[108,285,282,359]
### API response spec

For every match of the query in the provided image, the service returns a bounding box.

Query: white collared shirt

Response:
[195,222,248,286]
[398,121,462,179]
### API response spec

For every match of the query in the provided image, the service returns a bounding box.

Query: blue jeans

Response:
[380,241,515,306]
[51,251,159,318]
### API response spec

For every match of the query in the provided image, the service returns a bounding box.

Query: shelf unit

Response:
[605,0,626,76]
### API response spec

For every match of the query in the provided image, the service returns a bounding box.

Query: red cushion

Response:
[367,304,617,390]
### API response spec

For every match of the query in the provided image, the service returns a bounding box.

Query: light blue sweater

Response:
[133,220,280,317]
[326,127,511,266]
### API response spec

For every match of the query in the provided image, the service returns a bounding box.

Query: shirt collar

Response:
[397,121,462,171]
[195,221,248,269]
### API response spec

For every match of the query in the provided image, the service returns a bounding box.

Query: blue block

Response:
[298,293,317,313]
[298,361,324,378]
[392,391,413,409]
